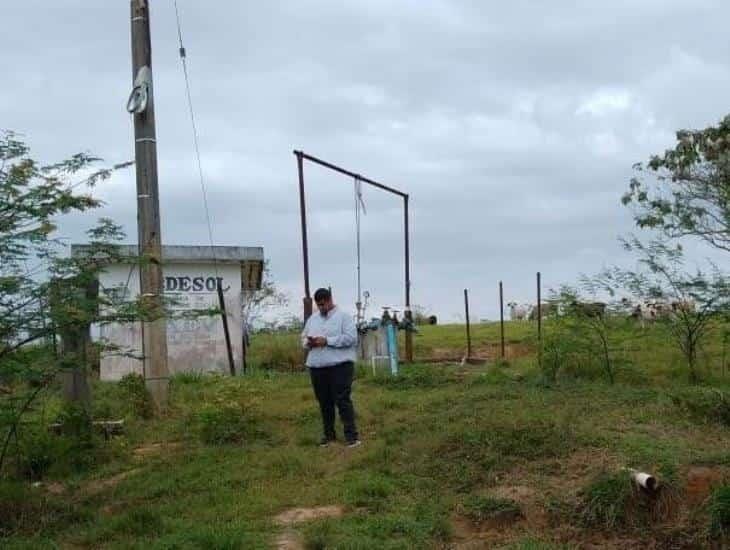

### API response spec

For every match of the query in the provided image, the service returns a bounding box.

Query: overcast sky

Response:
[3,1,730,322]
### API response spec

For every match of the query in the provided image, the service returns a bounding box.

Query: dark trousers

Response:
[309,361,358,442]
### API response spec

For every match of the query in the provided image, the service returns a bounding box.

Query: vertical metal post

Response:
[296,151,312,321]
[241,337,247,373]
[499,281,505,359]
[404,194,413,363]
[131,0,169,409]
[464,288,472,359]
[217,283,236,376]
[537,271,542,369]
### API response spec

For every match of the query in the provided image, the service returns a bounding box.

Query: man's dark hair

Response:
[314,288,331,302]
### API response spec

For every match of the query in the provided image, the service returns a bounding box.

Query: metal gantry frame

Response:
[294,150,413,363]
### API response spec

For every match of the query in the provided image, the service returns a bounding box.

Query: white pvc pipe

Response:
[628,469,658,491]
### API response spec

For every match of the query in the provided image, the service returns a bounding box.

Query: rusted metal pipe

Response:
[296,151,312,321]
[217,282,236,376]
[293,150,412,360]
[499,281,505,359]
[464,288,472,359]
[294,151,407,198]
[537,271,542,369]
[404,194,413,363]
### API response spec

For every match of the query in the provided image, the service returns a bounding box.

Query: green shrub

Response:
[117,373,154,419]
[171,371,205,385]
[343,472,397,511]
[540,337,564,383]
[0,481,91,537]
[709,484,730,539]
[670,388,730,426]
[196,403,259,445]
[56,403,92,436]
[541,329,609,384]
[251,336,302,371]
[194,386,265,446]
[14,404,96,479]
[578,471,633,529]
[0,481,43,535]
[16,429,69,480]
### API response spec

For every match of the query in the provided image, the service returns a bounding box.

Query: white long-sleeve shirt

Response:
[301,306,358,367]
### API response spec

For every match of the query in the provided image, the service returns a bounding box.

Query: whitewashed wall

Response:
[98,263,243,380]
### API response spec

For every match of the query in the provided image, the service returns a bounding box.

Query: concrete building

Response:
[71,244,264,380]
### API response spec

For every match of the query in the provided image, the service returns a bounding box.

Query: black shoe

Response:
[345,439,362,448]
[319,436,336,447]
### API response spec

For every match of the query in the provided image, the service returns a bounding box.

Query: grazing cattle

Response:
[630,300,673,326]
[653,301,673,317]
[671,299,696,314]
[528,302,558,321]
[623,298,696,327]
[570,301,606,318]
[631,302,654,323]
[507,302,531,321]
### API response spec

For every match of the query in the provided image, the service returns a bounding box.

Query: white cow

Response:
[631,300,673,326]
[529,302,559,321]
[507,302,531,321]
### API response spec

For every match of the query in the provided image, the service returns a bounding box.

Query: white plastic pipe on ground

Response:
[628,468,658,491]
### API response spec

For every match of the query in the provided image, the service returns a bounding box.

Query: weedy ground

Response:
[2,320,729,549]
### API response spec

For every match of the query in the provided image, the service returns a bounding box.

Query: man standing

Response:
[301,288,361,448]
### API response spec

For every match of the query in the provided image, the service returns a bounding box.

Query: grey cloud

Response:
[4,1,730,321]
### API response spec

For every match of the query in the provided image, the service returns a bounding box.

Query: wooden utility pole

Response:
[130,0,169,409]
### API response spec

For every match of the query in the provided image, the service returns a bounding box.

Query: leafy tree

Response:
[241,261,288,334]
[596,237,730,383]
[542,286,635,385]
[622,115,730,252]
[560,287,615,384]
[0,130,135,474]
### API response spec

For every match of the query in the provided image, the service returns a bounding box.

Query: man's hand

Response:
[308,336,327,348]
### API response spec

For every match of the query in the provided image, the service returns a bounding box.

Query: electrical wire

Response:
[172,0,219,276]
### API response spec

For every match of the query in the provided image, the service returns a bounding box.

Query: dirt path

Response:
[273,505,344,549]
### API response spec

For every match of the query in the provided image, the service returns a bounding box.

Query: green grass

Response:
[709,484,730,539]
[247,318,730,386]
[578,471,634,529]
[2,320,730,547]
